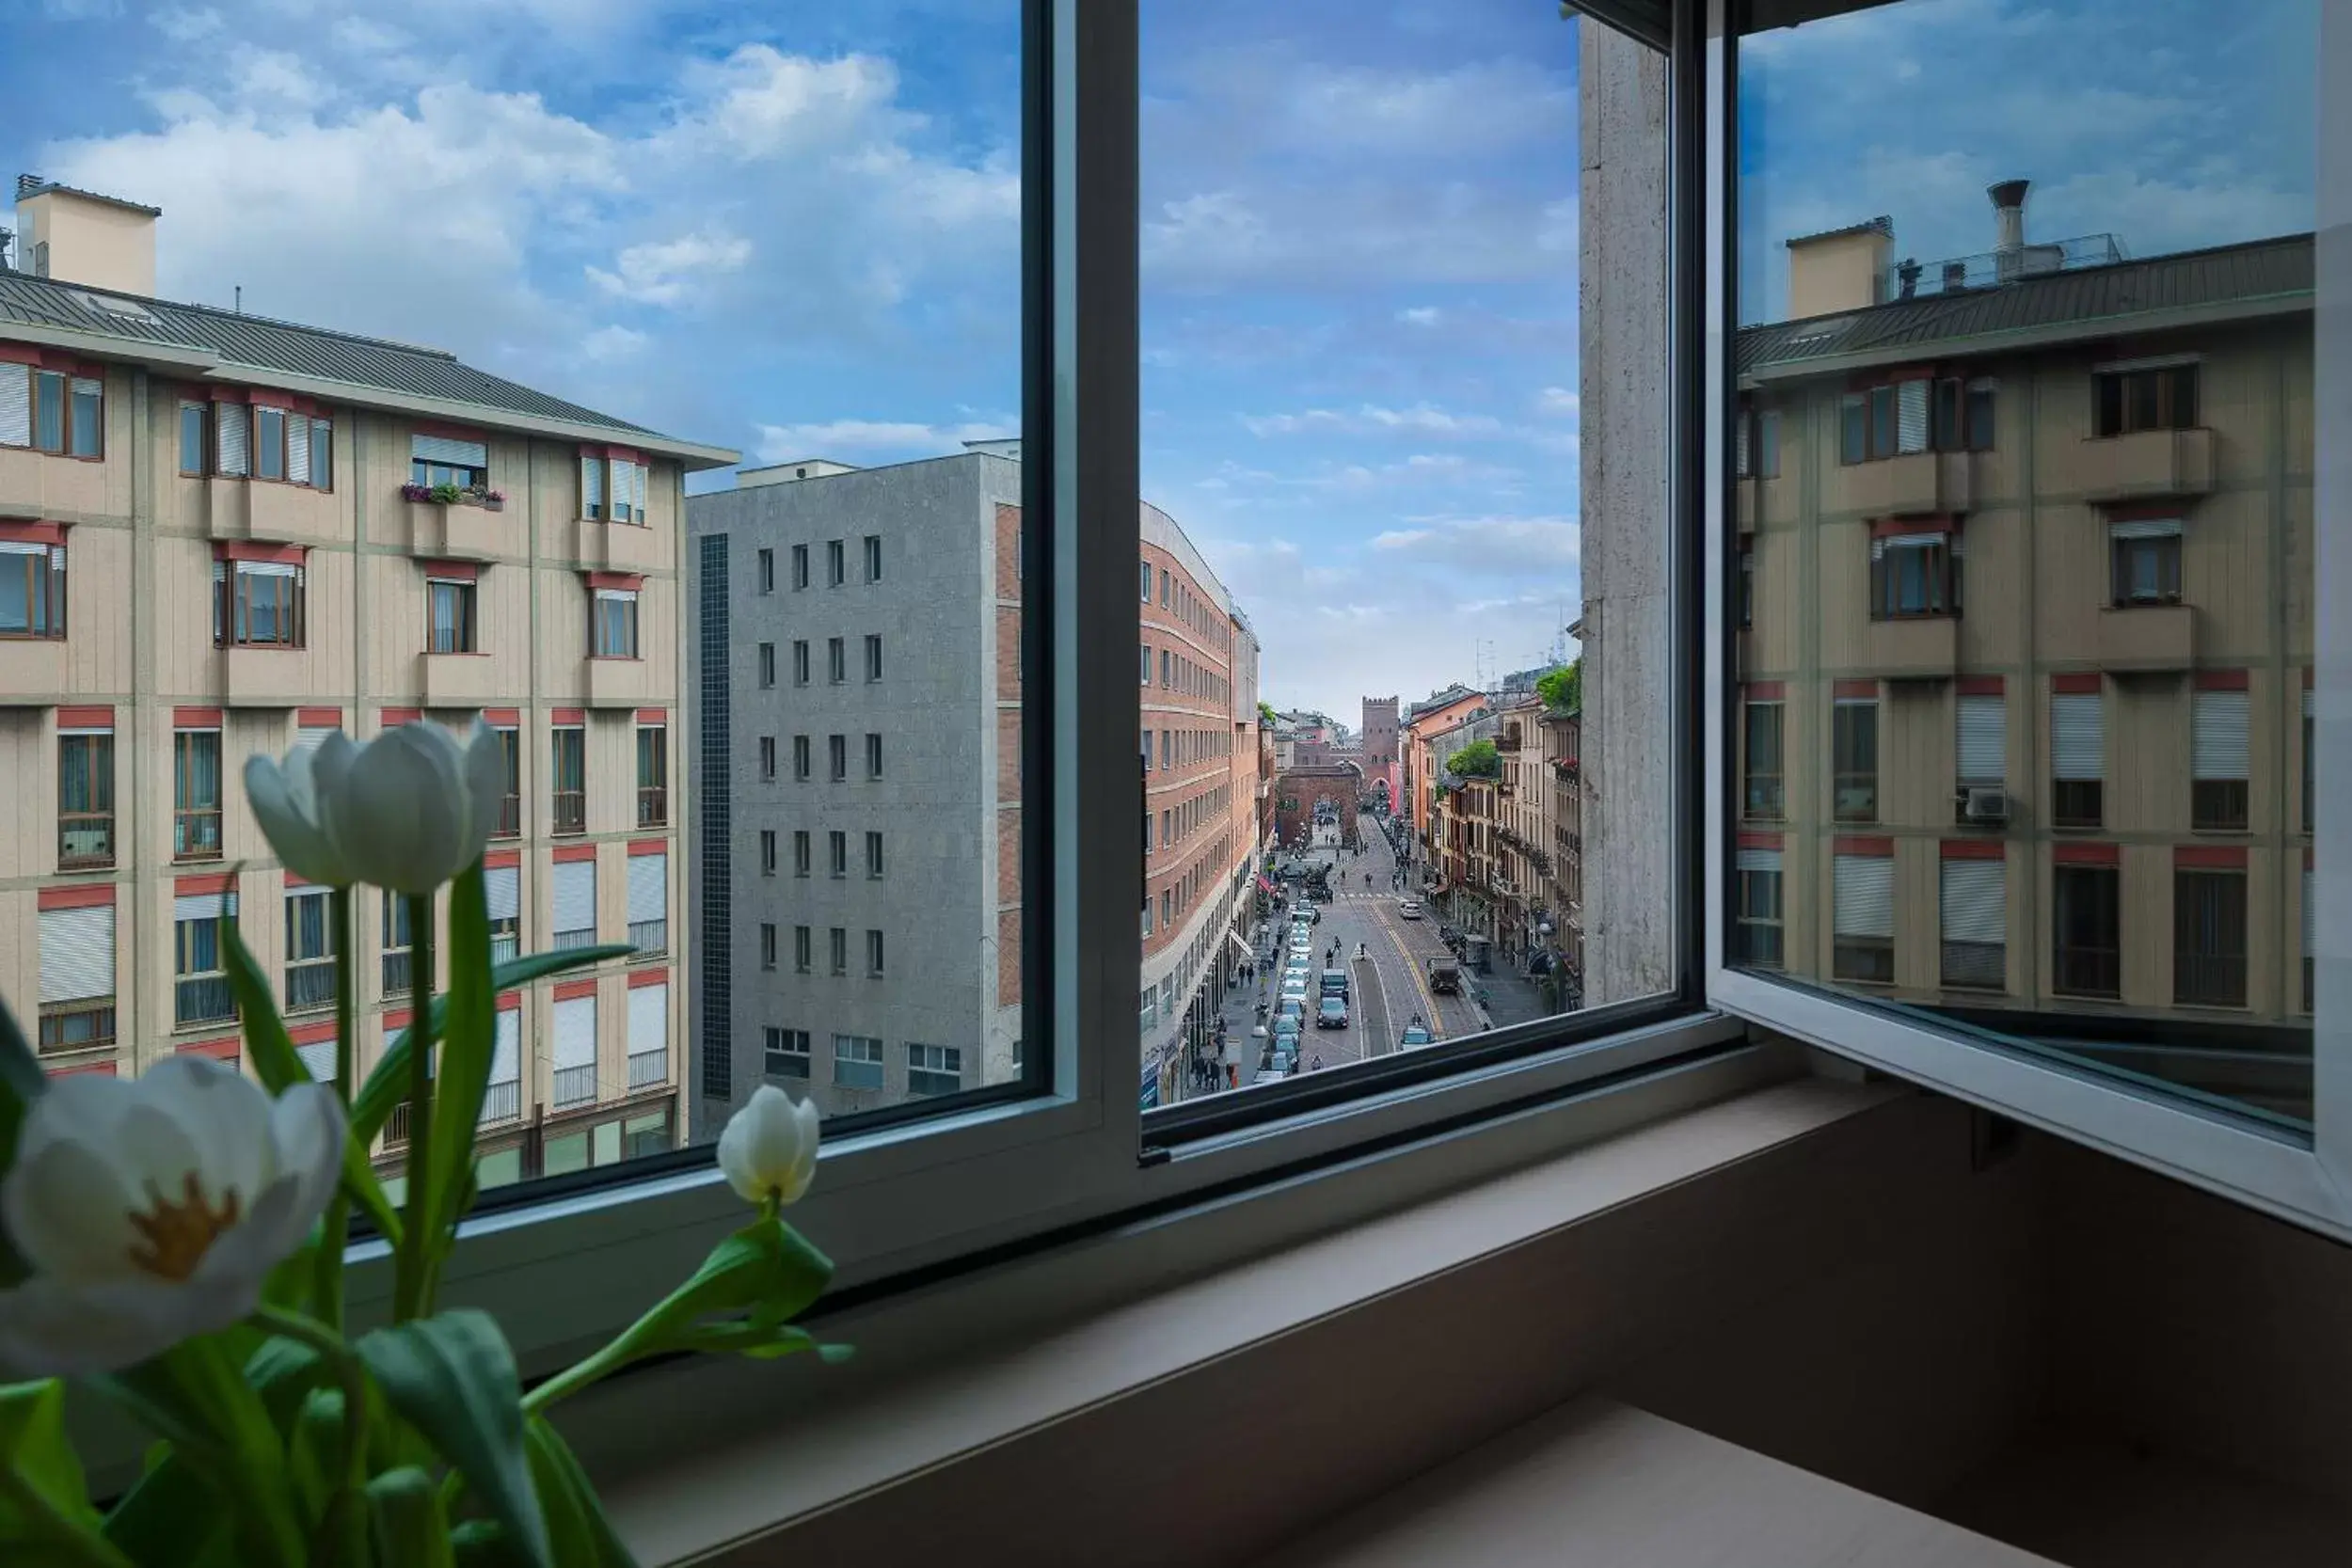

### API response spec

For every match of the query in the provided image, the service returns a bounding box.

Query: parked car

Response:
[1396,899,1423,920]
[1251,1066,1290,1085]
[1316,996,1349,1029]
[1277,999,1305,1028]
[1320,969,1349,1001]
[1400,1024,1435,1048]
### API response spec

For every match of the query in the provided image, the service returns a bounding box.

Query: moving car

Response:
[1399,1023,1435,1048]
[1316,996,1349,1029]
[1396,899,1423,920]
[1320,968,1349,1001]
[1427,957,1463,995]
[1251,1066,1290,1085]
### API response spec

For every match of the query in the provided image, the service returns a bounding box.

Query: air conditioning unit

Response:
[1962,786,2009,824]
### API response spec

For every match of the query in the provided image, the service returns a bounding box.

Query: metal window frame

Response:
[1700,0,2352,1241]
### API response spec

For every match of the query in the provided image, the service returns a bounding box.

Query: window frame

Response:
[425,575,478,654]
[214,558,307,649]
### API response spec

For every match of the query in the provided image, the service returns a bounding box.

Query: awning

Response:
[1256,876,1278,895]
[1226,931,1253,962]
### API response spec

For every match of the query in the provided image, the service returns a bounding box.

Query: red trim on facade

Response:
[584,571,644,593]
[552,844,598,863]
[173,705,224,729]
[213,540,307,565]
[1736,831,1784,849]
[0,519,67,546]
[241,388,323,417]
[635,707,667,724]
[383,1009,412,1032]
[2050,673,2103,694]
[0,345,99,374]
[484,707,522,725]
[288,1021,338,1047]
[552,978,599,1002]
[55,704,113,729]
[296,705,342,727]
[1833,679,1880,701]
[1888,364,1937,383]
[2175,845,2248,869]
[483,848,521,870]
[1834,836,1895,856]
[1940,839,2006,860]
[45,1060,117,1078]
[419,559,480,582]
[174,872,235,896]
[1869,515,1956,538]
[38,883,116,911]
[179,1036,240,1061]
[1743,681,1787,701]
[379,707,422,727]
[627,966,668,989]
[581,443,644,465]
[549,708,585,725]
[1954,675,2006,697]
[2193,668,2250,691]
[0,343,37,366]
[497,990,522,1012]
[2103,500,2185,523]
[2053,842,2121,865]
[627,838,666,857]
[412,419,488,443]
[283,871,314,890]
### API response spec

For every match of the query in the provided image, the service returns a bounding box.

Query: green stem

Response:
[314,886,357,1331]
[394,893,436,1322]
[0,1465,137,1568]
[254,1306,370,1567]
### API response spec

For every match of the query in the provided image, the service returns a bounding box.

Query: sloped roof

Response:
[1739,233,2312,380]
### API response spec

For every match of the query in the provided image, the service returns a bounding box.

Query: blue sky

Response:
[0,0,2315,720]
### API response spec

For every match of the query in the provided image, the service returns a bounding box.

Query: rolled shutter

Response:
[240,559,299,579]
[628,983,667,1053]
[173,889,232,922]
[1896,380,1930,452]
[551,860,596,935]
[626,852,666,923]
[293,725,336,756]
[412,435,487,467]
[0,364,29,446]
[286,415,310,484]
[491,1010,520,1085]
[485,865,521,922]
[1940,859,2005,944]
[1735,847,1782,875]
[1956,695,2005,783]
[2192,691,2249,780]
[551,995,596,1069]
[39,905,115,1002]
[216,404,250,476]
[2051,693,2103,781]
[1833,854,1894,939]
[297,1038,337,1081]
[2109,518,2182,541]
[581,455,604,515]
[1734,418,1749,476]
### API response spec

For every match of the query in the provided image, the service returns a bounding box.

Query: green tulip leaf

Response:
[630,1217,834,1355]
[366,1466,452,1568]
[97,1339,303,1568]
[447,1519,513,1567]
[524,1417,640,1568]
[287,1386,345,1529]
[102,1450,230,1568]
[357,1311,548,1568]
[353,945,633,1145]
[0,1378,97,1542]
[421,865,497,1256]
[0,997,44,1288]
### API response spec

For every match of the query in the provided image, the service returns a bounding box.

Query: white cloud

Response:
[1397,306,1441,327]
[1371,515,1581,570]
[1534,387,1579,420]
[1241,403,1509,438]
[580,325,649,362]
[152,7,221,41]
[752,418,1016,463]
[586,230,753,307]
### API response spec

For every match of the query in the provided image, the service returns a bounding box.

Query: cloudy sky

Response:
[0,0,2315,720]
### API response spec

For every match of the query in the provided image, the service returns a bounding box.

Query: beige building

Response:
[2,178,735,1186]
[1734,182,2312,1109]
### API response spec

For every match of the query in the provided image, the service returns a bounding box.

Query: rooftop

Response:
[13,174,161,216]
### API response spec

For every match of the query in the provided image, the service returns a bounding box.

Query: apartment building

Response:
[0,177,734,1183]
[1541,708,1584,986]
[1733,182,2313,1107]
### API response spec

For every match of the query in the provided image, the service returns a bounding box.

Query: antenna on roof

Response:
[234,285,243,315]
[0,229,11,272]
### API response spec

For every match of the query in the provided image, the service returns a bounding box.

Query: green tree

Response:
[1537,658,1581,714]
[1446,738,1501,778]
[1258,700,1278,725]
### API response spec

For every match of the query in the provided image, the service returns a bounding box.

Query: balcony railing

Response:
[175,809,223,861]
[490,931,519,968]
[637,786,668,829]
[38,999,116,1052]
[551,790,586,836]
[1883,231,2122,298]
[552,927,596,952]
[285,958,338,1014]
[175,974,235,1027]
[628,918,667,956]
[57,813,114,869]
[2175,953,2247,1009]
[382,948,413,998]
[384,1100,411,1147]
[479,1079,520,1126]
[628,1048,667,1090]
[552,1063,597,1108]
[2054,943,2121,999]
[493,793,522,840]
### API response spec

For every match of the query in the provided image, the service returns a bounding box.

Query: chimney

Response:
[1943,259,1970,292]
[1988,178,2029,278]
[12,173,161,296]
[1784,215,1893,319]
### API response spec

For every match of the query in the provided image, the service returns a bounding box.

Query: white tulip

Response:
[246,719,505,895]
[715,1085,822,1211]
[0,1057,345,1377]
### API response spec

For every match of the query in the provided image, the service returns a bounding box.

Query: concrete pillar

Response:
[1578,21,1675,1006]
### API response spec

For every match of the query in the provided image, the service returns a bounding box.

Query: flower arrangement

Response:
[0,721,841,1566]
[398,482,433,502]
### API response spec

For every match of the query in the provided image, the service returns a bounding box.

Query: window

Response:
[866,928,885,976]
[2053,864,2122,999]
[865,633,883,681]
[829,927,848,975]
[2173,868,2247,1008]
[1939,855,2005,990]
[833,1035,884,1090]
[1140,643,1152,685]
[582,451,648,523]
[1733,406,1779,478]
[637,724,668,828]
[758,642,776,687]
[37,898,115,1053]
[791,544,809,590]
[864,534,882,581]
[1734,847,1783,968]
[1735,548,1754,629]
[214,402,250,476]
[57,729,112,869]
[379,888,416,998]
[214,559,306,647]
[284,888,337,1013]
[551,857,597,950]
[792,640,810,685]
[827,539,846,586]
[0,542,67,640]
[758,736,776,780]
[1955,692,2004,791]
[174,728,223,861]
[829,734,847,781]
[551,994,596,1109]
[760,831,777,876]
[760,923,778,971]
[793,925,811,974]
[0,366,101,457]
[411,432,487,492]
[1140,560,1153,601]
[756,547,774,594]
[908,1043,961,1097]
[2094,363,2199,437]
[1831,699,1877,822]
[493,725,520,838]
[2049,688,2104,828]
[486,863,520,967]
[827,637,846,684]
[591,588,640,657]
[2109,519,2183,605]
[1831,853,1894,984]
[866,733,882,779]
[172,888,235,1026]
[627,850,667,955]
[764,1028,810,1082]
[178,401,206,474]
[866,831,884,879]
[828,830,847,879]
[551,726,585,835]
[2190,688,2249,831]
[252,406,332,487]
[1868,534,1959,618]
[426,576,477,653]
[793,735,811,781]
[792,831,810,878]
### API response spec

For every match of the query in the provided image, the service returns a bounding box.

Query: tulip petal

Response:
[267,1084,347,1237]
[0,1274,215,1379]
[339,730,442,893]
[135,1056,275,1208]
[460,718,506,858]
[2,1135,145,1281]
[245,752,352,887]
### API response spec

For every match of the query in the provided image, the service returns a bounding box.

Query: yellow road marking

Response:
[1381,914,1445,1039]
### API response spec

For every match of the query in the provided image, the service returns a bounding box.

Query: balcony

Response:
[419,651,499,705]
[479,1078,520,1126]
[402,498,507,563]
[552,1063,597,1109]
[285,958,337,1014]
[0,637,69,703]
[1863,613,1958,680]
[221,644,310,707]
[552,790,586,836]
[57,812,114,870]
[572,515,669,575]
[205,479,340,546]
[174,974,235,1029]
[2095,603,2195,672]
[636,785,669,829]
[2077,427,2215,505]
[628,1048,667,1091]
[1843,451,1974,517]
[629,917,667,956]
[585,656,655,709]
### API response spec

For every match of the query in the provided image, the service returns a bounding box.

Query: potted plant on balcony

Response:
[399,482,434,503]
[481,490,507,513]
[0,721,845,1566]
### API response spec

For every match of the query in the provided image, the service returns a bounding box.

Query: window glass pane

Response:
[1735,0,2316,1128]
[1136,0,1662,1107]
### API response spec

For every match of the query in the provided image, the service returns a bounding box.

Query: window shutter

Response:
[173,889,232,922]
[628,983,667,1053]
[293,725,336,757]
[2108,517,2182,541]
[217,404,250,476]
[286,414,310,484]
[297,1038,337,1081]
[485,865,521,922]
[627,852,666,924]
[411,435,488,467]
[1833,854,1894,939]
[1734,847,1782,875]
[552,995,596,1069]
[0,364,28,446]
[2191,691,2249,780]
[1896,379,1930,453]
[491,1008,520,1085]
[39,905,115,1002]
[1956,695,2005,783]
[2050,692,2103,781]
[1734,418,1749,476]
[551,860,597,934]
[1940,859,2005,945]
[581,455,604,515]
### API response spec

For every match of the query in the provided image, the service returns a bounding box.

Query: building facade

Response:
[1540,709,1584,989]
[4,179,728,1186]
[1359,695,1400,812]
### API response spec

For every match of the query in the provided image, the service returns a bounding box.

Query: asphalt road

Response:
[1285,819,1484,1067]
